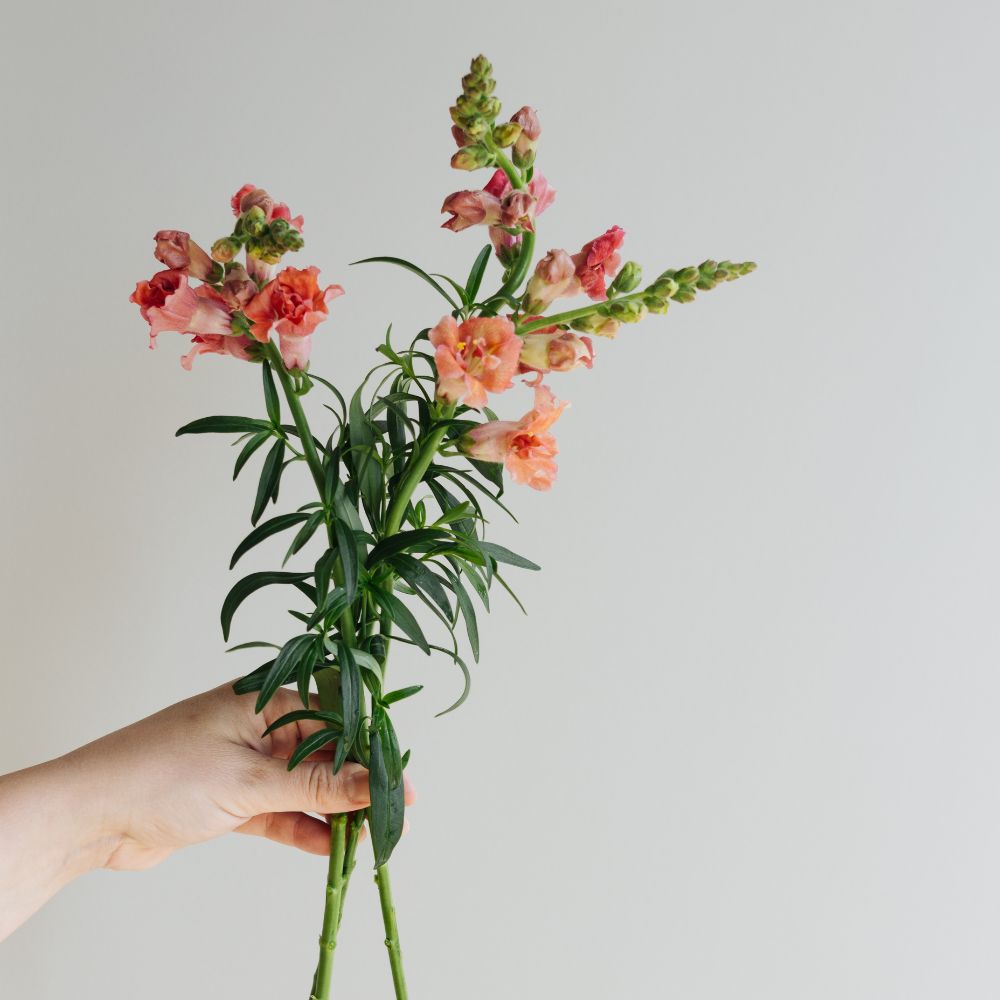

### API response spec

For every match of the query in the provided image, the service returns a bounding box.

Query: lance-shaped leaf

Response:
[261,362,281,425]
[370,585,431,654]
[349,386,383,516]
[230,513,310,569]
[366,528,452,568]
[389,554,452,619]
[352,255,461,310]
[232,659,276,696]
[287,728,341,770]
[262,709,344,737]
[221,571,312,641]
[255,633,320,713]
[382,685,424,706]
[233,431,271,480]
[176,416,273,437]
[478,541,541,571]
[334,518,360,601]
[252,439,286,525]
[368,717,405,867]
[465,244,492,303]
[335,643,361,773]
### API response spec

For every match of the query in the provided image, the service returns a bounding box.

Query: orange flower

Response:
[459,385,567,491]
[429,315,520,408]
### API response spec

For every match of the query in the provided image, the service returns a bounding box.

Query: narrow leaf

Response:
[221,571,311,641]
[176,416,272,437]
[230,513,309,569]
[352,256,460,310]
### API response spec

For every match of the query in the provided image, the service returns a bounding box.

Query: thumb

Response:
[248,757,372,815]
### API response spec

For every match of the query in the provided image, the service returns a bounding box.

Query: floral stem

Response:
[336,810,366,930]
[310,813,348,1000]
[375,863,409,1000]
[515,290,644,336]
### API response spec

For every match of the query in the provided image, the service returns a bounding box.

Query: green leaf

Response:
[307,587,350,630]
[232,659,275,695]
[468,458,505,493]
[450,573,480,662]
[221,571,311,641]
[262,362,281,426]
[233,431,271,480]
[372,586,431,654]
[382,685,424,706]
[262,709,343,737]
[366,528,452,568]
[176,416,273,437]
[252,439,285,525]
[254,633,319,713]
[287,728,341,770]
[352,256,460,310]
[389,554,452,619]
[283,510,325,566]
[334,519,359,601]
[368,719,405,867]
[336,643,361,772]
[465,244,493,303]
[349,386,383,516]
[478,541,540,571]
[230,513,309,570]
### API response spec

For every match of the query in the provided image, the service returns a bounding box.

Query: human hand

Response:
[0,683,415,940]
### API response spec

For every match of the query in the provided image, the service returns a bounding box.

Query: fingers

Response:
[236,811,334,855]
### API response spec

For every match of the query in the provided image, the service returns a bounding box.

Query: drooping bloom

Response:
[429,315,521,408]
[135,273,234,348]
[518,324,594,378]
[509,106,541,166]
[153,230,221,282]
[440,189,502,232]
[180,333,258,371]
[460,384,567,491]
[572,225,625,300]
[244,265,344,371]
[523,249,581,313]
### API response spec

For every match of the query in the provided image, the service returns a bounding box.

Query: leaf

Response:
[368,720,405,867]
[262,709,343,737]
[287,728,341,770]
[366,528,452,568]
[262,362,281,425]
[389,554,452,619]
[176,416,273,437]
[465,244,492,303]
[255,633,320,713]
[314,549,337,605]
[335,643,361,772]
[382,685,424,706]
[372,586,431,654]
[307,587,350,630]
[478,541,541,571]
[381,636,472,716]
[352,256,460,310]
[233,431,271,480]
[221,571,312,641]
[349,385,383,516]
[232,660,275,695]
[252,439,285,525]
[450,573,480,662]
[283,510,325,565]
[230,513,309,569]
[227,640,282,653]
[468,458,505,494]
[334,519,359,601]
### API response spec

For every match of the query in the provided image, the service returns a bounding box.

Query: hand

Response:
[0,683,415,941]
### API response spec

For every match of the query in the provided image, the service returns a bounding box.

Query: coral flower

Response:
[460,385,567,491]
[572,225,625,300]
[153,230,221,282]
[130,269,185,321]
[523,249,581,312]
[518,326,594,378]
[429,315,521,408]
[244,266,344,371]
[137,273,234,348]
[180,333,257,371]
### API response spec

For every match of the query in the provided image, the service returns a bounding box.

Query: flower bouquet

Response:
[130,54,754,999]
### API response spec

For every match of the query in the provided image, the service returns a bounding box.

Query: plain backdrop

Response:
[2,1,999,997]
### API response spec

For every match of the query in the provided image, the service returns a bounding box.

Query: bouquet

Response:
[130,54,754,999]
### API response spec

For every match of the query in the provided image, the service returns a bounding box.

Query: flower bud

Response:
[571,313,620,338]
[492,121,522,148]
[238,187,274,218]
[451,145,493,171]
[154,230,223,282]
[695,275,718,291]
[607,261,642,296]
[451,124,472,147]
[607,298,648,323]
[644,295,670,315]
[241,205,267,237]
[211,237,241,263]
[463,116,490,140]
[672,286,697,304]
[510,106,541,168]
[469,54,492,79]
[519,329,595,375]
[674,266,699,284]
[649,277,679,299]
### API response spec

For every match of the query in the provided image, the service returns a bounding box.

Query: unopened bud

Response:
[469,54,492,79]
[608,261,642,296]
[699,259,718,277]
[242,205,267,237]
[672,286,697,304]
[464,116,489,140]
[695,276,718,291]
[492,121,522,148]
[211,237,241,263]
[607,298,648,323]
[451,145,493,171]
[644,295,670,315]
[571,313,621,338]
[649,277,679,299]
[674,266,699,284]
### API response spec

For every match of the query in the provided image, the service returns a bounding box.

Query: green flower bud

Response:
[649,277,679,299]
[241,205,267,237]
[512,145,536,170]
[608,261,642,296]
[492,121,522,148]
[698,259,718,277]
[464,116,489,140]
[674,266,699,284]
[644,295,670,315]
[672,286,697,304]
[211,237,241,263]
[469,54,493,79]
[607,298,648,323]
[451,144,493,171]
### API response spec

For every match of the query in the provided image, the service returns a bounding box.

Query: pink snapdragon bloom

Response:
[523,249,581,312]
[485,170,555,261]
[518,322,594,378]
[510,106,541,164]
[429,315,521,408]
[218,263,257,311]
[572,225,625,300]
[153,230,220,282]
[231,183,304,232]
[180,333,257,371]
[135,273,234,349]
[460,384,567,491]
[245,265,344,371]
[441,189,502,232]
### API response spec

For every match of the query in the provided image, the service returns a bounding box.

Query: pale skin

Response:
[0,683,415,942]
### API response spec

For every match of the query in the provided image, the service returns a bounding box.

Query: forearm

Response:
[0,752,112,941]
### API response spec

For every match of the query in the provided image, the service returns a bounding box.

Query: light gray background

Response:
[2,1,998,997]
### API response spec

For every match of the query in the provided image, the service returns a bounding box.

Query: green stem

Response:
[515,289,646,336]
[267,343,326,497]
[375,864,408,1000]
[310,813,348,1000]
[337,810,366,930]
